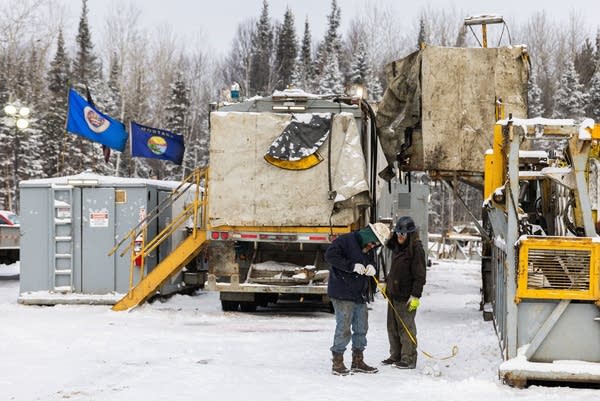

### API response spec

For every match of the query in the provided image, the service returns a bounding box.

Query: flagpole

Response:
[129,121,134,177]
[116,89,126,177]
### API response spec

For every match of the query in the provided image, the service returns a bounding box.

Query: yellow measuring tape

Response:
[374,276,458,361]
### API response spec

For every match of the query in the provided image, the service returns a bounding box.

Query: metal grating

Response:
[397,193,411,209]
[526,248,590,290]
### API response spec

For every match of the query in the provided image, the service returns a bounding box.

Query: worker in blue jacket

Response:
[325,222,391,375]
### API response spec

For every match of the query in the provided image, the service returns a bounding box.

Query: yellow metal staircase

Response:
[110,168,209,311]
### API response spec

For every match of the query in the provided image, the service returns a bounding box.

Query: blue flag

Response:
[130,121,185,165]
[66,88,128,151]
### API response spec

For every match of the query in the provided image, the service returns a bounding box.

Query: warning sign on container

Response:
[89,210,109,227]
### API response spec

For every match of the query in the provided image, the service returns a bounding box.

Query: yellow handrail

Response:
[109,167,208,292]
[108,167,207,257]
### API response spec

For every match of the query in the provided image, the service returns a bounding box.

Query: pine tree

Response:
[0,56,11,208]
[318,52,344,95]
[72,0,101,85]
[124,64,152,178]
[106,53,126,176]
[108,53,121,114]
[552,59,587,120]
[315,0,342,81]
[71,0,104,174]
[19,44,45,185]
[44,28,70,177]
[528,71,545,117]
[19,116,44,181]
[164,70,190,180]
[249,0,273,96]
[575,38,595,88]
[25,45,45,107]
[291,17,314,91]
[455,25,467,47]
[595,29,600,67]
[586,67,600,121]
[349,40,382,102]
[274,8,297,90]
[418,18,427,49]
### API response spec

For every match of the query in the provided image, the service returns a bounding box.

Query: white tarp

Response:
[208,111,369,227]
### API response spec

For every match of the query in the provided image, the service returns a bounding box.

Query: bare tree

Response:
[222,19,255,99]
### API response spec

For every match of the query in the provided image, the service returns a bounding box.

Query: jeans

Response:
[330,298,368,354]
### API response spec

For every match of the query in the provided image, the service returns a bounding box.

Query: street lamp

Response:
[4,103,30,213]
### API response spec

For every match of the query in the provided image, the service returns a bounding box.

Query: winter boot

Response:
[394,360,416,369]
[381,356,398,365]
[331,352,350,376]
[351,349,379,374]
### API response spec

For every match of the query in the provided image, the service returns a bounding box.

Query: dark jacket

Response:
[386,233,426,301]
[325,231,376,303]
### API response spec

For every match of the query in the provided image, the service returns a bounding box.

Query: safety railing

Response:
[516,236,600,303]
[108,167,208,291]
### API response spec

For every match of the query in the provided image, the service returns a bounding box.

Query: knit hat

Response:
[358,223,391,247]
[358,226,379,247]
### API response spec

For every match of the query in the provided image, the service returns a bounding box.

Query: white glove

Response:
[353,263,366,274]
[364,264,376,276]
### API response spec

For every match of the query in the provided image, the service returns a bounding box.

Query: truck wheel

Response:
[239,301,257,312]
[221,300,239,311]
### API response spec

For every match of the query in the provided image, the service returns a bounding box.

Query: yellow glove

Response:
[407,296,420,312]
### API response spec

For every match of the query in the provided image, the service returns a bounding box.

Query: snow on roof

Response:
[271,88,321,98]
[497,117,575,127]
[20,171,186,190]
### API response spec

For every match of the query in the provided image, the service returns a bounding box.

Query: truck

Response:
[203,90,386,311]
[0,210,20,265]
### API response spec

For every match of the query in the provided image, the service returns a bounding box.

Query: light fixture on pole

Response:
[4,103,30,213]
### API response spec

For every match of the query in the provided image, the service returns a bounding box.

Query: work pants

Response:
[386,299,417,366]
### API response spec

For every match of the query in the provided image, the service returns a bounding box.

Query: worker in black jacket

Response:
[325,222,390,375]
[382,216,426,369]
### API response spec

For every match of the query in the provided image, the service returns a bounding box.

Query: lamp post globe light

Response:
[4,103,30,213]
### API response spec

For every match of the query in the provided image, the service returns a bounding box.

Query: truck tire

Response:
[221,300,239,311]
[239,301,257,312]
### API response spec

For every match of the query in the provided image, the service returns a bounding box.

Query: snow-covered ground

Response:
[0,259,596,400]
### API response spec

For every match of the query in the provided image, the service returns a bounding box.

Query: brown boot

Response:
[351,349,379,373]
[331,352,350,376]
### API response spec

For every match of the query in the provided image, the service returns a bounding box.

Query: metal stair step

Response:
[55,269,72,275]
[55,236,72,241]
[55,253,72,258]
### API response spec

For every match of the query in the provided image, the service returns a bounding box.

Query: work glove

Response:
[353,263,366,275]
[407,296,420,312]
[364,264,376,276]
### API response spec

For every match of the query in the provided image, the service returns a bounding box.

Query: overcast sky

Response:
[79,0,600,55]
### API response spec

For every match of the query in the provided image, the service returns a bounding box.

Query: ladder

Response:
[50,184,74,292]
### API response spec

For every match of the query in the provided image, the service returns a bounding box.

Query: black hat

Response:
[394,216,416,235]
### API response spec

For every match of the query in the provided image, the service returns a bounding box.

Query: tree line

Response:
[1,0,600,227]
